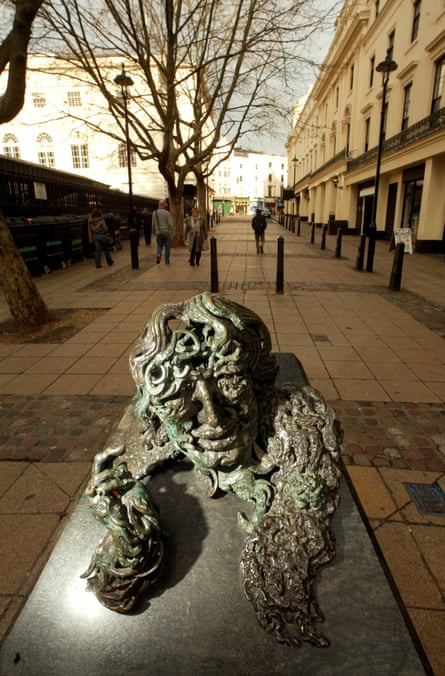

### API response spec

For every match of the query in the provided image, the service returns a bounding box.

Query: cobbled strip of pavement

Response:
[0,394,128,462]
[333,400,445,472]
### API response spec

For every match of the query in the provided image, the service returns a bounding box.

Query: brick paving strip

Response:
[333,401,445,472]
[0,395,128,462]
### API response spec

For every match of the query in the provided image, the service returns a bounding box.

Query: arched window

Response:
[3,134,21,159]
[36,133,55,167]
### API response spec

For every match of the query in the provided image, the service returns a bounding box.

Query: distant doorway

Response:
[402,178,423,238]
[357,192,374,235]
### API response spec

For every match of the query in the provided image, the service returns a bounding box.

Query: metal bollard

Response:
[335,228,343,258]
[276,236,284,294]
[129,227,139,269]
[297,219,301,236]
[210,236,219,293]
[321,224,327,250]
[310,222,315,244]
[389,241,405,290]
[355,234,366,270]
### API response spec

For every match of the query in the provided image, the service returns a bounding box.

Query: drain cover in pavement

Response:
[404,483,445,516]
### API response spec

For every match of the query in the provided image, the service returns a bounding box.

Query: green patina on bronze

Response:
[82,292,341,647]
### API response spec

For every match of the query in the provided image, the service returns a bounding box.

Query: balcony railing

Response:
[347,107,445,172]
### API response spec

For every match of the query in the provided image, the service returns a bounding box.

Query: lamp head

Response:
[376,49,398,76]
[114,64,134,88]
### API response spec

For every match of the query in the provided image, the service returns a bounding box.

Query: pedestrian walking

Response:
[152,199,174,264]
[251,208,267,254]
[141,207,152,245]
[184,207,207,266]
[88,208,114,268]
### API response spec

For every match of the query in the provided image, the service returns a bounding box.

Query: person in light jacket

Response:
[184,207,207,266]
[152,199,174,264]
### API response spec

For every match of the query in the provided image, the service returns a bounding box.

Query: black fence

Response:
[1,156,158,274]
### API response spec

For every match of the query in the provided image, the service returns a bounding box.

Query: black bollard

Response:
[297,218,301,236]
[276,236,284,294]
[366,226,376,272]
[310,222,315,244]
[210,236,219,293]
[335,228,343,258]
[355,234,366,270]
[321,224,327,250]
[389,241,405,290]
[129,227,139,269]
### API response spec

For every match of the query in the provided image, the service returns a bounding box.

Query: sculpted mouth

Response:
[191,423,236,440]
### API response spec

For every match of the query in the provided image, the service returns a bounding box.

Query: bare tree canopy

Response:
[0,0,46,123]
[38,0,337,229]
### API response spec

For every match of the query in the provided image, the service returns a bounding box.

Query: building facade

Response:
[0,55,204,204]
[212,148,287,216]
[286,0,445,253]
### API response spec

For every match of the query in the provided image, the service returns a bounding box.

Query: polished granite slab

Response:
[0,356,427,675]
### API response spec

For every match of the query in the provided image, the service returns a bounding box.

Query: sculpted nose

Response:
[192,378,221,427]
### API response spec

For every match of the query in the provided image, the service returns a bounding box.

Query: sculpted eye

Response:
[218,375,249,399]
[154,397,187,420]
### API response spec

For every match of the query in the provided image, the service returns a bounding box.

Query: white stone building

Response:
[212,147,287,216]
[0,55,203,202]
[287,0,445,253]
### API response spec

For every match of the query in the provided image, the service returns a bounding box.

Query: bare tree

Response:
[0,0,53,327]
[41,0,335,237]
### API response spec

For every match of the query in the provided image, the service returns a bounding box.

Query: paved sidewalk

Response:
[0,216,444,674]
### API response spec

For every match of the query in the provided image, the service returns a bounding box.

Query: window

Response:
[431,56,445,115]
[402,82,412,130]
[346,123,351,156]
[36,133,55,167]
[411,0,421,42]
[335,86,339,108]
[350,64,354,90]
[387,31,395,62]
[364,118,370,152]
[268,173,272,182]
[369,56,375,88]
[375,0,380,16]
[3,134,20,159]
[67,91,82,107]
[71,143,89,169]
[32,92,46,108]
[118,143,137,168]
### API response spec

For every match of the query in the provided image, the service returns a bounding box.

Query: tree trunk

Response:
[168,189,185,246]
[0,213,54,327]
[196,175,208,229]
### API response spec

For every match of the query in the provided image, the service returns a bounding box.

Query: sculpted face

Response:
[146,336,259,469]
[130,293,277,472]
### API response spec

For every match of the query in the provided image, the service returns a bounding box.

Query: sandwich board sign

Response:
[391,228,413,254]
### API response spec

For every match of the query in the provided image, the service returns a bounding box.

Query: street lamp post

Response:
[292,156,297,214]
[114,64,138,269]
[366,49,397,272]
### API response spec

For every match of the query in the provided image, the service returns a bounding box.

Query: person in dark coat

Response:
[88,208,114,268]
[251,208,267,254]
[140,208,152,245]
[184,207,207,266]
